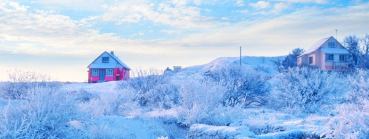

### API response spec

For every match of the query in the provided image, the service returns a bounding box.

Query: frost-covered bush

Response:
[269,68,346,113]
[347,70,369,103]
[0,88,89,139]
[1,71,59,99]
[322,70,369,138]
[323,101,369,138]
[73,89,99,103]
[188,124,240,139]
[205,65,269,107]
[177,79,226,126]
[145,83,180,109]
[77,87,139,117]
[126,73,179,109]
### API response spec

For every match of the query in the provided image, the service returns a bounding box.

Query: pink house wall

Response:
[88,69,100,83]
[88,68,130,83]
[298,49,350,71]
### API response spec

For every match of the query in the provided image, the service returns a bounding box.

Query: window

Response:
[106,69,113,76]
[92,69,98,76]
[102,57,109,63]
[309,56,313,64]
[328,42,336,48]
[339,55,346,62]
[326,54,334,61]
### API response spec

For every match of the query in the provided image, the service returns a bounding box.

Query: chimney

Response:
[110,51,114,55]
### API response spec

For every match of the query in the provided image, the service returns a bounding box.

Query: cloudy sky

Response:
[0,0,369,81]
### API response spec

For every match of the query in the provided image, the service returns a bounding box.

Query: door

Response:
[99,69,105,82]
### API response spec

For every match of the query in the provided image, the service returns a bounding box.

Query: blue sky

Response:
[0,0,369,81]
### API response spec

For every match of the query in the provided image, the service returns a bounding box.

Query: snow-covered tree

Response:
[344,35,361,68]
[360,34,369,69]
[269,68,345,113]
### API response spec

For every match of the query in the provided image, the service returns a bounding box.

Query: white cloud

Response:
[1,1,369,81]
[31,0,108,12]
[100,0,214,29]
[0,1,184,57]
[168,3,369,56]
[249,1,271,9]
[273,2,289,12]
[235,0,245,7]
[285,0,327,4]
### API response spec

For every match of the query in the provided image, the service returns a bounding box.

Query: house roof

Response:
[301,36,347,56]
[88,51,130,69]
[303,36,332,54]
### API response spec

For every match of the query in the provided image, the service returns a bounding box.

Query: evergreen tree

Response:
[344,35,360,68]
[281,48,304,69]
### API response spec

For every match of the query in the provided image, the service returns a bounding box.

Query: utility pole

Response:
[335,29,338,39]
[240,46,242,67]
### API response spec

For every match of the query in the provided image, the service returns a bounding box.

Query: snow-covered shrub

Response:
[77,87,139,117]
[73,89,99,103]
[205,64,270,107]
[87,116,169,139]
[257,129,320,139]
[0,88,89,138]
[269,68,346,113]
[347,70,369,103]
[127,73,179,109]
[188,124,256,139]
[177,79,226,126]
[248,125,285,135]
[322,101,369,138]
[322,70,369,138]
[188,124,240,139]
[1,70,60,99]
[145,83,180,109]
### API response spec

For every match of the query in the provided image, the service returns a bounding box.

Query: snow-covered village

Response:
[1,0,369,139]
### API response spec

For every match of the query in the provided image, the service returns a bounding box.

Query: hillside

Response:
[1,56,369,138]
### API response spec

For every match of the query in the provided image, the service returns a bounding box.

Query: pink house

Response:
[88,51,130,83]
[297,36,351,71]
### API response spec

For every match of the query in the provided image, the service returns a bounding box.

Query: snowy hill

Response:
[1,56,369,138]
[176,56,284,78]
[202,56,283,72]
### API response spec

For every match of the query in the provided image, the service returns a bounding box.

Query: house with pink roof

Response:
[297,36,351,71]
[88,51,130,83]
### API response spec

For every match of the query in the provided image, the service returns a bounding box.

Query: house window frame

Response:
[92,69,98,76]
[106,69,113,76]
[339,54,346,62]
[309,56,314,64]
[328,42,336,48]
[102,57,109,63]
[326,54,334,61]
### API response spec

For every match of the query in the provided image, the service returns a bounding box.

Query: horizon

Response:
[1,0,369,81]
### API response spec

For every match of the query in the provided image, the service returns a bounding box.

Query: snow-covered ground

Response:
[1,56,369,138]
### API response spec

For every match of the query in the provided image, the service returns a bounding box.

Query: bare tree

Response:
[360,34,369,69]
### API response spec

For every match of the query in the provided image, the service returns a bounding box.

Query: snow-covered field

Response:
[1,56,369,138]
